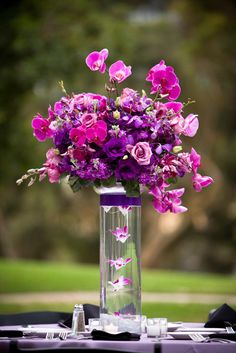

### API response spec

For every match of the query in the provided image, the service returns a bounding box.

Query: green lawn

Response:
[1,259,235,294]
[0,302,218,323]
[0,259,235,322]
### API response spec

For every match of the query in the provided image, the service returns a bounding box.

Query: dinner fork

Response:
[189,333,206,342]
[58,331,68,340]
[45,332,54,340]
[189,333,234,344]
[226,326,235,334]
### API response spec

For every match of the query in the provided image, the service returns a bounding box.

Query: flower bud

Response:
[172,146,183,153]
[122,155,128,160]
[115,97,120,107]
[113,110,120,120]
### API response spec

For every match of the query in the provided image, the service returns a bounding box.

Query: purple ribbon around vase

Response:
[100,194,141,206]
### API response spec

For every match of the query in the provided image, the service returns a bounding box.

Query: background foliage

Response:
[0,0,236,273]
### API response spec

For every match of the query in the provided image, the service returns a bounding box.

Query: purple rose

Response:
[103,137,127,159]
[127,142,152,165]
[115,158,139,180]
[81,113,97,128]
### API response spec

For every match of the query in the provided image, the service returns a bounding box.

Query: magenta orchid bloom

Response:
[109,60,132,83]
[192,173,213,192]
[85,48,109,74]
[149,186,187,214]
[31,114,53,142]
[69,127,86,147]
[111,225,130,243]
[108,275,132,291]
[146,60,181,100]
[86,120,107,145]
[108,257,132,270]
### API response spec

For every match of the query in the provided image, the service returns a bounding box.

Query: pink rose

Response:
[127,142,152,165]
[81,113,97,128]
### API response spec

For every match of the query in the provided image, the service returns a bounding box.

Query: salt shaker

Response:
[71,304,86,334]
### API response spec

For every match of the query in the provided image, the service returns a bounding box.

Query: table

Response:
[0,323,235,353]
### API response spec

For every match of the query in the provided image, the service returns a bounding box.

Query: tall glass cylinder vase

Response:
[96,184,141,333]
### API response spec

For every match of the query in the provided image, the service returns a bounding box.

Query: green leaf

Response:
[166,177,178,184]
[101,176,116,187]
[68,176,92,193]
[122,180,140,197]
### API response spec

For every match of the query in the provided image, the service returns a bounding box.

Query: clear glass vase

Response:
[95,183,142,333]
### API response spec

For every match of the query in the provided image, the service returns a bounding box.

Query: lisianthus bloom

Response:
[73,93,107,111]
[32,114,53,141]
[115,158,139,180]
[81,113,97,128]
[146,60,181,100]
[85,48,109,73]
[103,137,127,159]
[109,60,132,83]
[127,142,152,165]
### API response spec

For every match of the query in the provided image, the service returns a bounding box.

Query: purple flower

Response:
[85,48,109,73]
[86,120,107,145]
[192,173,213,192]
[190,148,201,173]
[40,148,61,184]
[115,158,139,180]
[111,225,130,243]
[127,142,152,166]
[103,137,127,159]
[146,60,181,100]
[81,113,97,128]
[149,186,187,214]
[21,48,214,215]
[183,114,199,137]
[69,127,86,147]
[108,275,132,291]
[109,60,132,83]
[31,114,53,141]
[108,257,132,270]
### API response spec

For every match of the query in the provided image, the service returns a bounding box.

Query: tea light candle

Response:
[147,324,160,337]
[104,323,118,333]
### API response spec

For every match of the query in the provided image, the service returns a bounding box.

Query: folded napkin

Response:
[204,303,236,328]
[0,330,23,337]
[91,329,140,341]
[209,333,236,341]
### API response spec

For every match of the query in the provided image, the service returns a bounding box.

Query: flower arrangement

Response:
[17,48,213,213]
